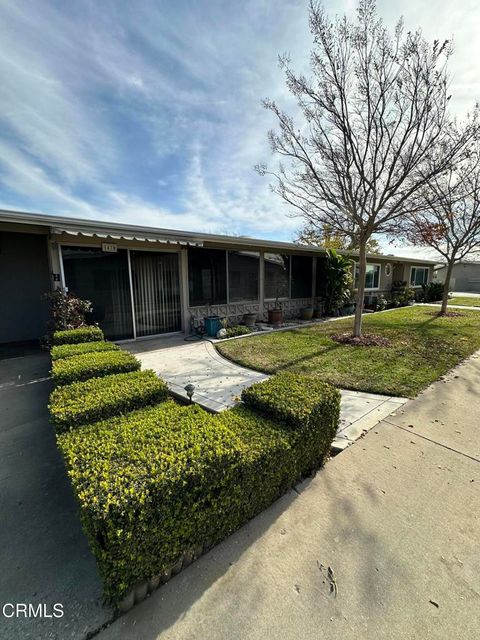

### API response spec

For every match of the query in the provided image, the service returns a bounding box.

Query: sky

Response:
[0,0,479,258]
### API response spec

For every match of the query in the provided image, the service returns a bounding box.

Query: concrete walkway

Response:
[0,352,112,640]
[126,335,407,450]
[98,351,480,640]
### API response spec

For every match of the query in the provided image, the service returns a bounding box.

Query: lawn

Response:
[216,306,480,397]
[450,296,480,307]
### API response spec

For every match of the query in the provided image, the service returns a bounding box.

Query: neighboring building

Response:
[434,261,480,293]
[0,210,436,345]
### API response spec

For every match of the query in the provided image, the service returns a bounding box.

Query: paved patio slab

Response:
[125,335,407,448]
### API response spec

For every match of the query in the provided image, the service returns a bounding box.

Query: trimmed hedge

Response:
[51,350,140,386]
[57,375,340,604]
[52,326,104,345]
[49,370,169,432]
[241,372,340,478]
[51,341,120,361]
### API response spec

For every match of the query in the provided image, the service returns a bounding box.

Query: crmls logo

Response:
[2,603,64,618]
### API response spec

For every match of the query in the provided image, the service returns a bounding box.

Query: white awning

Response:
[52,228,203,247]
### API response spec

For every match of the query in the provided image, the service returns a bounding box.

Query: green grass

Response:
[450,296,480,307]
[216,306,480,397]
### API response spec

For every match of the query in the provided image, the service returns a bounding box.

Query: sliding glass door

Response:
[62,246,134,340]
[130,251,181,337]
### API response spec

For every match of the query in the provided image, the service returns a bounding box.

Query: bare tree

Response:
[402,151,480,313]
[295,222,382,253]
[258,0,478,336]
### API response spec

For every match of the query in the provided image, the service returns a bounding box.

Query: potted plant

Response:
[301,306,314,321]
[267,295,283,327]
[340,300,355,315]
[313,301,324,319]
[243,310,257,327]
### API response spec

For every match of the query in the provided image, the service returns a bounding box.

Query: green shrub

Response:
[49,370,169,432]
[224,325,251,338]
[52,326,104,345]
[57,375,339,604]
[241,372,340,473]
[420,281,444,302]
[51,341,120,361]
[51,350,140,386]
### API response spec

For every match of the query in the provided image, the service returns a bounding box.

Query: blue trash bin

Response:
[204,316,222,337]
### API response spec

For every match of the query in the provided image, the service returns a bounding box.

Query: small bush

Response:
[49,370,169,432]
[51,341,120,361]
[57,374,339,604]
[224,325,251,338]
[52,326,104,345]
[420,281,444,302]
[51,350,140,386]
[44,290,92,332]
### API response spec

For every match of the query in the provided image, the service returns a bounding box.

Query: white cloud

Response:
[0,0,478,248]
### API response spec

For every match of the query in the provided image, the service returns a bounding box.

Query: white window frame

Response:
[409,266,429,288]
[354,262,381,291]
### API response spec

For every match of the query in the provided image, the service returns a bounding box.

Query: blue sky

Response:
[0,0,479,253]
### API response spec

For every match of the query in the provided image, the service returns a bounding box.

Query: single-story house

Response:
[0,209,437,344]
[434,261,480,293]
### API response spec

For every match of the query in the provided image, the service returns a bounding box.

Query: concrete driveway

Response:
[0,352,112,640]
[98,351,480,640]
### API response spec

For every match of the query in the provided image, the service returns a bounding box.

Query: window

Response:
[410,266,429,287]
[188,248,227,306]
[355,263,380,290]
[61,246,134,340]
[228,251,259,302]
[291,255,313,298]
[264,253,290,299]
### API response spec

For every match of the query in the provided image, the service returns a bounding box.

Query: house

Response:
[0,210,436,344]
[434,261,480,293]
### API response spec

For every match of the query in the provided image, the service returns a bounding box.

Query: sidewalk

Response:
[125,335,407,449]
[97,351,480,640]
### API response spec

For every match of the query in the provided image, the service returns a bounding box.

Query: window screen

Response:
[228,251,259,302]
[264,253,290,299]
[188,248,227,306]
[291,255,313,298]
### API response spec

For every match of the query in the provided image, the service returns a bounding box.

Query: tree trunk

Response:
[440,259,455,315]
[353,240,367,337]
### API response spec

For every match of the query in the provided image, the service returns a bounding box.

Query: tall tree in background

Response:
[258,0,478,337]
[402,151,480,314]
[295,223,382,253]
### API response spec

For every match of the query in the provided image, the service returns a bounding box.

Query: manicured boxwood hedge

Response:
[51,341,120,361]
[57,375,340,604]
[51,350,140,386]
[241,371,340,462]
[52,326,104,345]
[49,370,169,432]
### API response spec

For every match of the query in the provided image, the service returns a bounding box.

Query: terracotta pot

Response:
[268,308,283,326]
[301,307,314,321]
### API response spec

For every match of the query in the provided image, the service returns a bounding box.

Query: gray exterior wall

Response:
[0,230,51,343]
[435,263,480,293]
